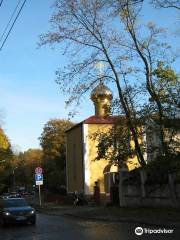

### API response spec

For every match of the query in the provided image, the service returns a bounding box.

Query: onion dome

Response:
[91,82,113,101]
[91,82,113,117]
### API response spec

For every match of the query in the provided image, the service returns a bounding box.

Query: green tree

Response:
[94,123,138,166]
[110,0,179,156]
[152,62,179,154]
[152,62,179,111]
[39,119,74,192]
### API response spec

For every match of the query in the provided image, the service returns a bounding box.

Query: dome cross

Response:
[95,61,105,81]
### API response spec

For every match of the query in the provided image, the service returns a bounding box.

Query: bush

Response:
[145,153,180,184]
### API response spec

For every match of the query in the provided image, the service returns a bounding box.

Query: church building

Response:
[66,82,140,199]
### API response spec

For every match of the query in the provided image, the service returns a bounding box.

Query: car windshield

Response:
[3,199,28,208]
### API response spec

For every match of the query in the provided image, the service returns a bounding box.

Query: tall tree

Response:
[39,0,147,166]
[103,0,178,156]
[14,149,43,189]
[39,119,74,192]
[0,127,13,193]
[0,127,11,158]
[39,0,179,166]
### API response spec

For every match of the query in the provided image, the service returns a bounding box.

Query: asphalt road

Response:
[0,213,179,240]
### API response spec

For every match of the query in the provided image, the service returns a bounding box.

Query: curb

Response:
[38,209,180,228]
[62,214,180,228]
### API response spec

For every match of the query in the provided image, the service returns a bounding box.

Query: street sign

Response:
[35,173,43,185]
[34,173,43,206]
[35,167,43,174]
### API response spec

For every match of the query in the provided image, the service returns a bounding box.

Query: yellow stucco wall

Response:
[66,125,84,193]
[66,122,141,195]
[87,124,113,193]
[87,124,140,193]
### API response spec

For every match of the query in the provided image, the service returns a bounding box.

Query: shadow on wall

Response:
[119,168,180,208]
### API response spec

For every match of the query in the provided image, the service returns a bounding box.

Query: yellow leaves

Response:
[120,9,129,19]
[40,119,74,160]
[0,128,10,151]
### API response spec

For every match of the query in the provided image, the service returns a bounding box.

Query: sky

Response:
[0,0,179,152]
[0,0,94,152]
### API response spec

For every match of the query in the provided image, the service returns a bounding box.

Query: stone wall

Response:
[119,170,180,208]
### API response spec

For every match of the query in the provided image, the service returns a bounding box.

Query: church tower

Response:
[91,82,113,117]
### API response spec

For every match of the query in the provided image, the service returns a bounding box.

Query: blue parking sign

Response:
[35,173,43,185]
[35,174,43,181]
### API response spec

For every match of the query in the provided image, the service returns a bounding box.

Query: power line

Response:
[0,0,4,8]
[0,0,21,43]
[0,0,27,51]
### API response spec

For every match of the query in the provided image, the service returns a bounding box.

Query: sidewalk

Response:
[37,204,180,227]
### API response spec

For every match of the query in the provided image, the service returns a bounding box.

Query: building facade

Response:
[66,82,140,198]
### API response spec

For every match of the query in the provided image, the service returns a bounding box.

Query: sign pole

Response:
[38,184,42,206]
[35,167,43,207]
